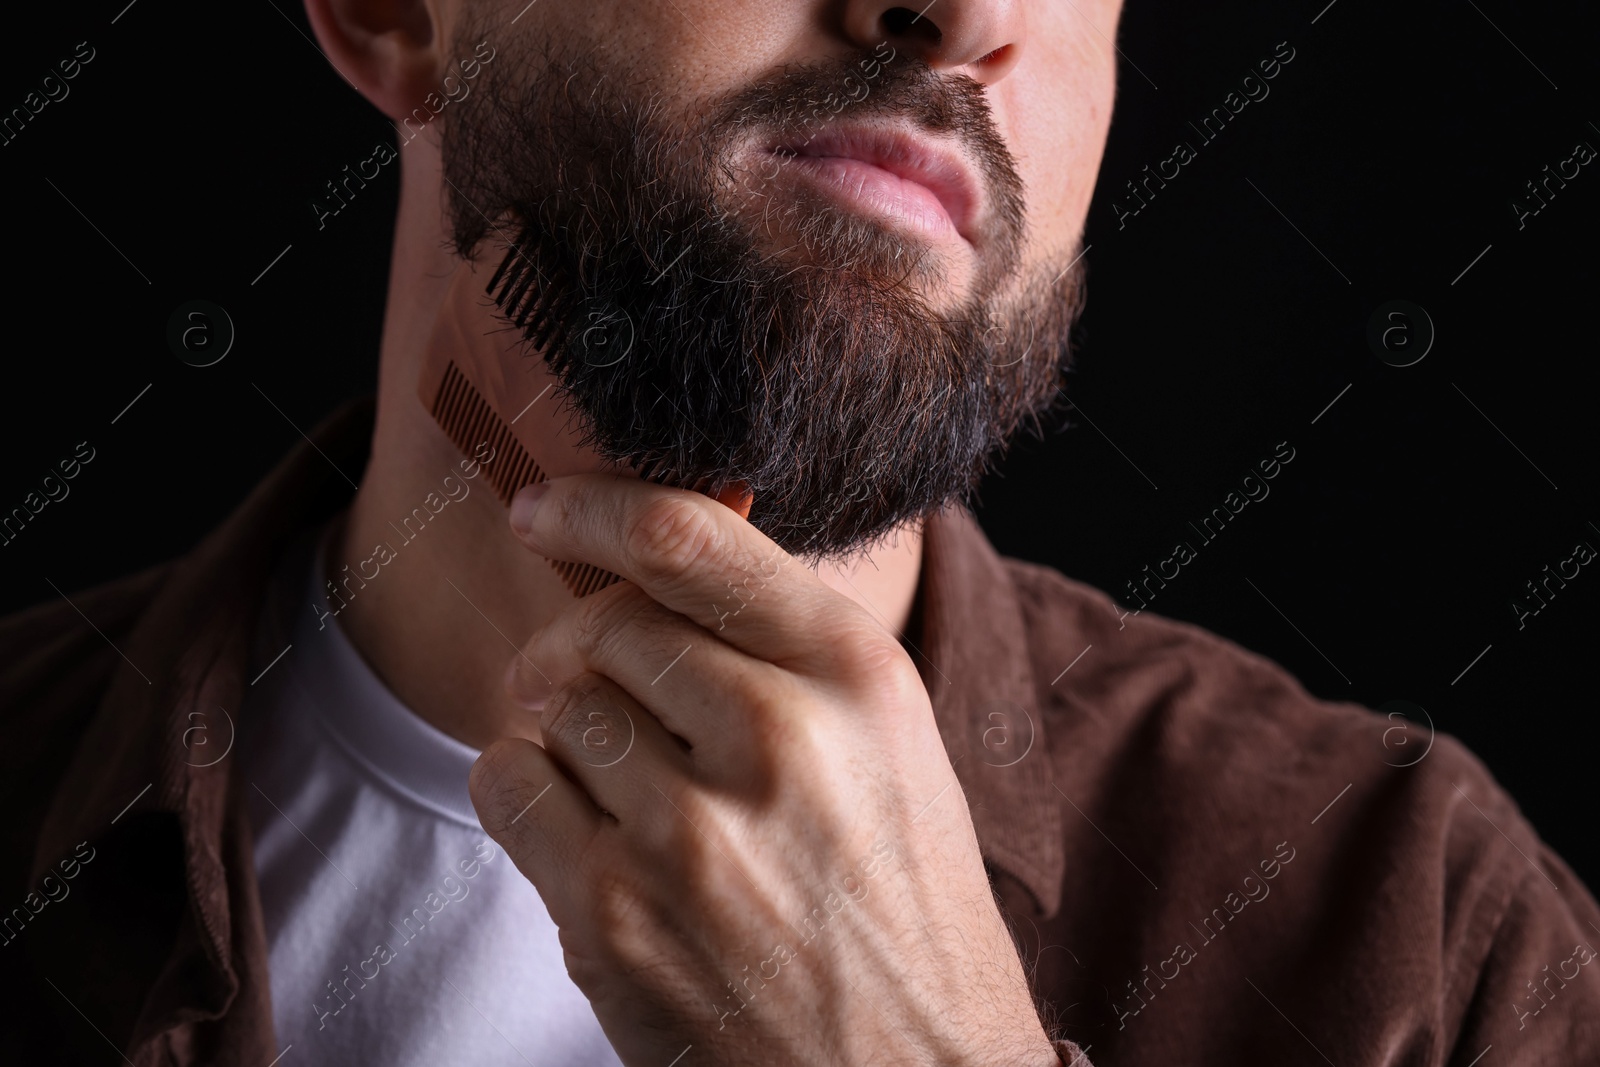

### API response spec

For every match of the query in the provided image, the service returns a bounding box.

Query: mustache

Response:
[704,51,1026,236]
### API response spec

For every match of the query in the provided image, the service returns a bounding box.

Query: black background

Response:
[2,1,1595,888]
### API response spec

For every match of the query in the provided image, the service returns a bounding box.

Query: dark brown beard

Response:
[440,33,1086,562]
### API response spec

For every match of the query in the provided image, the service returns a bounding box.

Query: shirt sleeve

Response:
[1446,835,1600,1063]
[1051,1036,1095,1065]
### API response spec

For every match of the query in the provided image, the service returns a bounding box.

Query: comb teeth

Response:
[429,359,622,599]
[489,235,575,364]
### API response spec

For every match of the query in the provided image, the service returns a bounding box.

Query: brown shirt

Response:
[2,395,1597,1066]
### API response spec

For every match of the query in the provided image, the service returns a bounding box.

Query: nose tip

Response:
[847,1,1026,83]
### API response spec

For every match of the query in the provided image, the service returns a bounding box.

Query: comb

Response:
[416,238,624,599]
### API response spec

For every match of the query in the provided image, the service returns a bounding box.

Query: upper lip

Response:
[769,123,983,241]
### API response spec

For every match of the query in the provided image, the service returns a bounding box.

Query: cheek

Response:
[525,0,800,103]
[996,20,1119,256]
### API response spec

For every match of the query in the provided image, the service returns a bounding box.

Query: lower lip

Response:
[775,154,962,240]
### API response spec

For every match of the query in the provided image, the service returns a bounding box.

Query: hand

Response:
[468,473,1060,1067]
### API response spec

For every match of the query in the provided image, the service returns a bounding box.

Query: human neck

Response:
[329,136,924,752]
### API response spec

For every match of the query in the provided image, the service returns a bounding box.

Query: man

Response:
[2,0,1596,1064]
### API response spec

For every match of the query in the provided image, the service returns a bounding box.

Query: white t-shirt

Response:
[240,522,623,1067]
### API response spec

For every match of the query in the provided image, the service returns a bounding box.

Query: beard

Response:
[440,31,1086,562]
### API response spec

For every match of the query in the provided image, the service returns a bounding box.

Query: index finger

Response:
[508,473,877,668]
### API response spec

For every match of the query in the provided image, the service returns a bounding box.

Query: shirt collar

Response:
[917,506,1067,918]
[266,520,486,828]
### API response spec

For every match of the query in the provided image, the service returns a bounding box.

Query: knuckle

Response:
[873,658,928,711]
[663,809,717,878]
[558,928,606,990]
[721,665,787,722]
[582,867,669,972]
[569,601,610,658]
[759,705,832,777]
[493,779,552,837]
[626,495,720,584]
[832,622,910,681]
[470,741,537,826]
[541,672,607,747]
[569,586,655,665]
[642,787,715,864]
[829,626,925,711]
[588,866,651,939]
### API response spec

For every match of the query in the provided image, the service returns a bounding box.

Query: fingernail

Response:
[509,482,550,535]
[503,656,547,709]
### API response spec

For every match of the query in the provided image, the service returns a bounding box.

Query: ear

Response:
[304,0,444,122]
